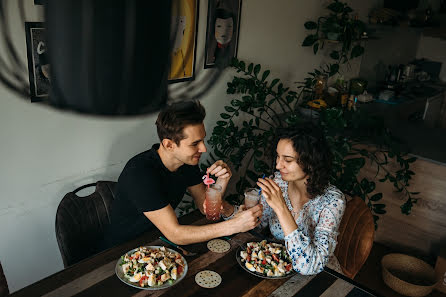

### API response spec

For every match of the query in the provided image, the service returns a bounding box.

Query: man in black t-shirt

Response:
[103,101,262,248]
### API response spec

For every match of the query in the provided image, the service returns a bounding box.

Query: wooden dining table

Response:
[11,210,380,297]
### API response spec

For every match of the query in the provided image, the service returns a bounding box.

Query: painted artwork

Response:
[168,0,199,83]
[25,22,50,102]
[204,0,241,68]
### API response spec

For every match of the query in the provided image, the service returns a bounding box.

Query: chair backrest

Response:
[0,262,9,297]
[55,181,117,267]
[334,196,375,279]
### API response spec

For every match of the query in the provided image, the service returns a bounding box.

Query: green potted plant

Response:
[302,0,368,79]
[202,58,419,229]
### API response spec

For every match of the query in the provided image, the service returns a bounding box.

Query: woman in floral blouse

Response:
[256,125,346,275]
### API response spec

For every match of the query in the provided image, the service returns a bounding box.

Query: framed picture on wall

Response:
[168,0,199,83]
[204,0,242,68]
[25,22,50,102]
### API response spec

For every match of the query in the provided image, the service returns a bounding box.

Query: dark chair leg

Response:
[0,262,9,297]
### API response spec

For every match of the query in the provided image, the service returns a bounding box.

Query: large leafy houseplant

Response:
[301,0,367,88]
[203,58,419,228]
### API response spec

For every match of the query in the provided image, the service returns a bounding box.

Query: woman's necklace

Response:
[287,184,309,219]
[291,208,300,219]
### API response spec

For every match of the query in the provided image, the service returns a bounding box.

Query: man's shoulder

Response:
[120,149,161,179]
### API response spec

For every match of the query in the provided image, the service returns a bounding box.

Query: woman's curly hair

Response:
[274,124,332,199]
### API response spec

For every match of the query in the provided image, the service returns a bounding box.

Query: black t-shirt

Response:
[102,144,202,248]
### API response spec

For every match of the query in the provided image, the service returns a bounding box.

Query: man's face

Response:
[215,17,233,45]
[172,123,207,166]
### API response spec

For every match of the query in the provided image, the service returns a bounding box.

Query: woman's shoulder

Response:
[319,184,346,208]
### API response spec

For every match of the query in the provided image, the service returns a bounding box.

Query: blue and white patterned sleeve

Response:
[284,190,346,275]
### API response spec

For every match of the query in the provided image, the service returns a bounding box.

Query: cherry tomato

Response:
[139,276,148,286]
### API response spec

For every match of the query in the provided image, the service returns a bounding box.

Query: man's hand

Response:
[229,204,263,233]
[207,160,232,193]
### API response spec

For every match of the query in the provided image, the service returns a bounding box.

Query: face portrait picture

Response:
[214,10,234,45]
[204,0,241,68]
[25,22,50,102]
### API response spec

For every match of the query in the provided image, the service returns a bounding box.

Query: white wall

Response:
[0,0,377,292]
[416,34,446,82]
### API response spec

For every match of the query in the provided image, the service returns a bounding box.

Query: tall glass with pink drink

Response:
[205,184,222,221]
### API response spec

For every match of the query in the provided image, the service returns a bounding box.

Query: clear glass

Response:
[244,187,260,209]
[205,184,222,221]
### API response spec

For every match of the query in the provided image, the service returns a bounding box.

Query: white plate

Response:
[235,245,296,279]
[115,245,188,290]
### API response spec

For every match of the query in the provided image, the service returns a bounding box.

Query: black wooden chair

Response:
[0,262,9,297]
[55,181,117,267]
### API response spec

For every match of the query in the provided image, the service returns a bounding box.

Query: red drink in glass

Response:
[205,184,222,221]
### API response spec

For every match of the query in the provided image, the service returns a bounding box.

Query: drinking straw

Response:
[258,174,265,195]
[207,172,210,189]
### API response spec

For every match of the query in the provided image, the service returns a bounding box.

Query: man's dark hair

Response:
[156,100,206,145]
[274,123,333,198]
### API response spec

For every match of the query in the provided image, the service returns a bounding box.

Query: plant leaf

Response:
[370,193,383,201]
[302,34,318,47]
[351,44,365,59]
[330,50,340,60]
[328,1,345,13]
[220,113,231,119]
[304,21,318,30]
[329,64,339,76]
[313,42,319,54]
[270,78,280,89]
[247,63,253,74]
[261,70,270,82]
[407,157,417,163]
[253,64,261,77]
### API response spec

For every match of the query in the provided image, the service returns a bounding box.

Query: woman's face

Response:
[275,139,307,182]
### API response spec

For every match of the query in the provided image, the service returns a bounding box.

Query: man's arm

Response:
[187,183,206,215]
[144,203,262,245]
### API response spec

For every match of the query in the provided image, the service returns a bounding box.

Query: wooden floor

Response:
[354,242,446,297]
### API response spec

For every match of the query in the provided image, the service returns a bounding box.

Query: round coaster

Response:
[207,239,230,253]
[195,270,222,288]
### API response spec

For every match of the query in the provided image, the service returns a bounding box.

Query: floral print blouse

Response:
[259,172,346,275]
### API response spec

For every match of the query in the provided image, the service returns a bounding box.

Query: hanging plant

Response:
[302,0,368,78]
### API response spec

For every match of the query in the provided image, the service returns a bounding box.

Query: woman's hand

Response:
[256,177,287,211]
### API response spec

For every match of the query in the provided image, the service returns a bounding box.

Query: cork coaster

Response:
[207,239,230,253]
[195,270,222,288]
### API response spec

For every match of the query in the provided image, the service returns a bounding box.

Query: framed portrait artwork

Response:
[25,22,50,102]
[168,0,199,83]
[204,0,241,68]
